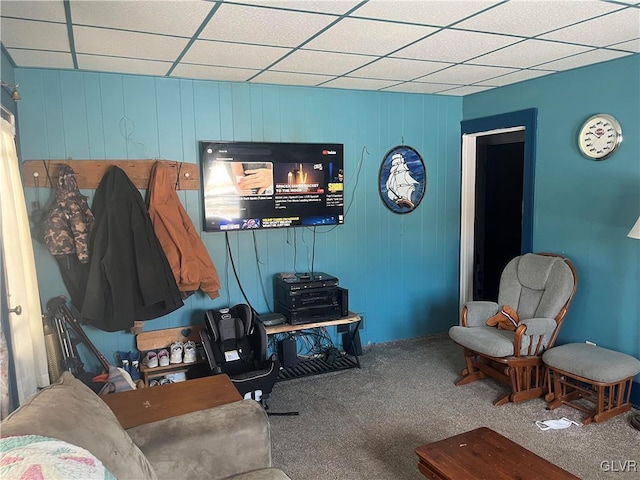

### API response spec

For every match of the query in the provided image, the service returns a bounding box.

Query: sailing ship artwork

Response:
[378,146,426,214]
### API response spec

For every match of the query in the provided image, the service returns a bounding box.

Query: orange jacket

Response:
[147,162,220,299]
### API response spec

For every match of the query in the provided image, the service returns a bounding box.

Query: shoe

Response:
[158,349,170,367]
[149,379,160,387]
[183,341,197,364]
[170,342,184,364]
[144,351,158,369]
[159,378,173,385]
[129,351,141,381]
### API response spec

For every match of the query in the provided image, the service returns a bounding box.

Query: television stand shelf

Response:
[264,312,361,381]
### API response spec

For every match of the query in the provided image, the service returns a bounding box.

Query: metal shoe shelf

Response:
[264,312,362,382]
[277,355,359,381]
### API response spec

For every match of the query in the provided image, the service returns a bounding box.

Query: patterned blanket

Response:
[0,435,115,479]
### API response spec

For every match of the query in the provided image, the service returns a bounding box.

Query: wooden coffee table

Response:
[101,374,241,429]
[415,427,579,480]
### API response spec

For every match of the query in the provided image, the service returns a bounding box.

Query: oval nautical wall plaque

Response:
[378,145,426,214]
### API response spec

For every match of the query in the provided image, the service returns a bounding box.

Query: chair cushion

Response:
[498,254,574,320]
[542,343,640,383]
[449,326,516,357]
[463,301,499,327]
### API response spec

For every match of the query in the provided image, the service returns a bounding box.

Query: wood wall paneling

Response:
[16,68,463,362]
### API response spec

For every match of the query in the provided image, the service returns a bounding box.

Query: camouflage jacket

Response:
[44,165,95,263]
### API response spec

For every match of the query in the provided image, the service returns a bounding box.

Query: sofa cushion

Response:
[227,468,292,480]
[0,372,157,480]
[128,399,273,480]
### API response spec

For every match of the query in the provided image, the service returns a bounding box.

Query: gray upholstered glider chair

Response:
[449,253,578,406]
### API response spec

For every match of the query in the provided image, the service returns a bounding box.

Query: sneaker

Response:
[144,351,158,369]
[159,378,173,385]
[183,341,197,364]
[158,349,170,367]
[149,379,160,387]
[129,351,141,381]
[169,342,184,364]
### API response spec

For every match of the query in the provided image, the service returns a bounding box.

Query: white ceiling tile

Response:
[74,27,189,62]
[181,40,290,69]
[236,1,363,15]
[382,81,460,94]
[7,48,74,69]
[349,57,452,81]
[0,18,69,51]
[419,64,517,84]
[534,48,632,71]
[455,0,621,37]
[1,0,636,95]
[470,39,591,68]
[438,85,495,96]
[200,4,337,47]
[392,29,521,63]
[608,38,640,52]
[251,71,335,86]
[70,0,212,37]
[273,49,375,75]
[352,0,501,27]
[304,17,436,55]
[0,0,66,22]
[321,76,400,90]
[171,63,258,82]
[474,69,555,87]
[77,55,172,76]
[540,8,640,47]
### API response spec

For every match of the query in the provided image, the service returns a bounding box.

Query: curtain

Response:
[0,115,49,407]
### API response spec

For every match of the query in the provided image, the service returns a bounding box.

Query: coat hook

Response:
[184,172,190,178]
[9,305,22,315]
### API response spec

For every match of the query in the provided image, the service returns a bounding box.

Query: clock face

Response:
[578,114,623,160]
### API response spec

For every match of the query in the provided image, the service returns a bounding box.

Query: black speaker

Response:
[337,287,349,317]
[277,338,298,368]
[342,329,362,356]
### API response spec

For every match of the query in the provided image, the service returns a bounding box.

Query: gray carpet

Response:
[267,335,640,480]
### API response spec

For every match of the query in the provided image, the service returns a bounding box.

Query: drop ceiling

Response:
[1,0,639,96]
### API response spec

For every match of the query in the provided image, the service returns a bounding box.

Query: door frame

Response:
[459,109,537,310]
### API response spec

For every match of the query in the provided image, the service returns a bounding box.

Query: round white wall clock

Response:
[578,113,623,160]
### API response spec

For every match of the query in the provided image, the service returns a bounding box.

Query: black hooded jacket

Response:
[82,166,183,331]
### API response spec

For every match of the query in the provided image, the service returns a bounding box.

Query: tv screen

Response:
[200,141,344,231]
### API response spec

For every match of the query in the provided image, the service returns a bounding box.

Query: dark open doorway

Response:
[459,108,537,308]
[473,131,525,301]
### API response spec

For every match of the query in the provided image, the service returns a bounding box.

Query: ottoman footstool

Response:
[542,343,640,425]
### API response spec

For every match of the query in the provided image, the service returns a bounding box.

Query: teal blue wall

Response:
[14,69,462,368]
[464,54,640,363]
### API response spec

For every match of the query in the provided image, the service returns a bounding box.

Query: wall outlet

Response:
[586,340,596,346]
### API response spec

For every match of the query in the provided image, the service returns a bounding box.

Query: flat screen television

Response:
[200,141,345,231]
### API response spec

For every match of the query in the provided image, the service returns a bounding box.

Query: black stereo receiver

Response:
[275,272,339,291]
[274,272,342,325]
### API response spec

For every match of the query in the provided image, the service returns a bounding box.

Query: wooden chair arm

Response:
[512,324,527,357]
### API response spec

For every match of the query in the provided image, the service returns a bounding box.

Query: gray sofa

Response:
[0,372,291,480]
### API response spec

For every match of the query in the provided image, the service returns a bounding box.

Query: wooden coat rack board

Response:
[21,159,200,190]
